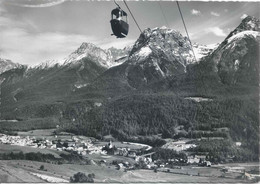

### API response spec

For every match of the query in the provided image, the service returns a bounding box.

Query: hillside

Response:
[0,56,106,120]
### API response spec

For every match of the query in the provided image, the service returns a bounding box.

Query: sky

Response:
[0,0,259,65]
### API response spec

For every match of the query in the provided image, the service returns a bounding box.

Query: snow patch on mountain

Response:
[26,42,131,72]
[63,42,113,68]
[129,27,196,67]
[61,42,130,68]
[226,15,260,41]
[204,15,260,85]
[234,59,240,71]
[227,30,260,43]
[32,60,60,69]
[193,43,218,60]
[0,58,20,74]
[138,47,152,57]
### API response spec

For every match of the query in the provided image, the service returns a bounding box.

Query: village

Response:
[0,133,206,167]
[0,132,214,170]
[0,132,259,182]
[0,133,105,155]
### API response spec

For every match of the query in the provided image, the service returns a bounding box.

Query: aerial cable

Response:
[158,1,169,28]
[176,1,208,140]
[176,1,197,63]
[123,0,142,33]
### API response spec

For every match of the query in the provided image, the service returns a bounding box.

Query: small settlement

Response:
[0,134,105,155]
[1,133,259,182]
[0,133,206,169]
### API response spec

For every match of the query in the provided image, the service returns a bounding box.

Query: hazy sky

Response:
[0,0,259,65]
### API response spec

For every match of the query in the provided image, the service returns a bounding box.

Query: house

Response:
[50,144,56,149]
[187,156,200,164]
[63,141,75,148]
[100,159,107,163]
[187,155,207,164]
[199,160,211,167]
[66,146,74,151]
[116,163,126,170]
[115,148,128,156]
[235,142,242,147]
[147,163,157,169]
[72,136,79,142]
[75,142,85,148]
[128,150,137,158]
[45,140,53,148]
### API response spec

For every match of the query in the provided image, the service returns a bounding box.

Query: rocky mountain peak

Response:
[106,46,130,63]
[32,60,60,70]
[63,42,112,67]
[62,42,131,68]
[240,15,260,31]
[226,15,260,40]
[204,15,260,85]
[129,26,196,66]
[0,58,20,74]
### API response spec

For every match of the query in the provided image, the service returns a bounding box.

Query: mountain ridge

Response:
[0,58,21,75]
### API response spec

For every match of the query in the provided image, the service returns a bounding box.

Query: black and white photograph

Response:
[0,0,259,183]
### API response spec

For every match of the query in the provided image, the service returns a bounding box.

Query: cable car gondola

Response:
[110,7,129,38]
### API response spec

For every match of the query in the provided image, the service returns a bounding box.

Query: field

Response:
[18,129,57,137]
[0,144,66,158]
[0,160,250,183]
[17,129,76,141]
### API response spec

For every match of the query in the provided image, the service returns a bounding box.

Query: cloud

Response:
[0,15,133,65]
[191,9,201,16]
[240,14,248,19]
[6,0,66,8]
[206,27,227,37]
[189,32,202,40]
[210,11,220,17]
[0,27,98,65]
[99,39,135,50]
[0,5,5,14]
[0,26,134,65]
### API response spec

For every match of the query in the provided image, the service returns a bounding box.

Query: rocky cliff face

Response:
[62,42,129,68]
[123,27,200,88]
[204,15,259,85]
[129,26,196,66]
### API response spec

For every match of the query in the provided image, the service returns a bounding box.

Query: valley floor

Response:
[0,129,258,183]
[0,160,252,183]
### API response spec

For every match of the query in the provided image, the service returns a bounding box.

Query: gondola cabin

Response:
[110,8,129,38]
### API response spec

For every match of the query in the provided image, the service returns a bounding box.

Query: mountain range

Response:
[0,15,259,161]
[0,58,20,75]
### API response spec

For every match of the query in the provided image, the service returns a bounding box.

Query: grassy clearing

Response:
[0,144,63,158]
[17,129,56,136]
[0,118,57,132]
[17,129,76,141]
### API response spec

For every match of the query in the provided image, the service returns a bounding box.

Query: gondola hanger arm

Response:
[114,0,121,9]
